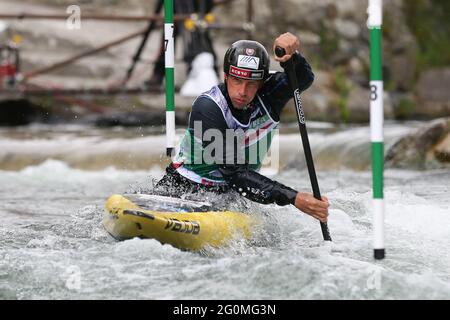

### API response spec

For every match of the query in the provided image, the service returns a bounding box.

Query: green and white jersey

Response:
[173,85,279,186]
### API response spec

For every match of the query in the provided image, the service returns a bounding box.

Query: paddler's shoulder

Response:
[191,94,220,114]
[191,83,230,115]
[190,94,227,127]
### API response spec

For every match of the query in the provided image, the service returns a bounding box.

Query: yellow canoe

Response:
[103,194,257,251]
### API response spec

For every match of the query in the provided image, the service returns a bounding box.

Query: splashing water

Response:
[1,158,449,299]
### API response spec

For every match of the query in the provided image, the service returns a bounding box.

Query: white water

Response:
[1,125,449,300]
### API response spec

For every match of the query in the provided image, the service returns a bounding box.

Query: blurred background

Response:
[1,0,450,300]
[0,0,449,171]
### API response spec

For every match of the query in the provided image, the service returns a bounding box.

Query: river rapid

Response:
[1,123,449,299]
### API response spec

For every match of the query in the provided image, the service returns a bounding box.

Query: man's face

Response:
[225,75,262,109]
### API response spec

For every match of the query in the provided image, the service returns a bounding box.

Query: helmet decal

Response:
[229,65,264,80]
[223,40,270,80]
[237,55,260,70]
[245,48,255,56]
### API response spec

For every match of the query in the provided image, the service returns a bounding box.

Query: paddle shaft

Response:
[275,47,332,241]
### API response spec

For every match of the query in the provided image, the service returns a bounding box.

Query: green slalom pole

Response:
[165,0,175,157]
[368,0,385,260]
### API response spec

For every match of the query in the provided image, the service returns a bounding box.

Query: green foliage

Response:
[381,10,395,41]
[333,67,350,123]
[309,55,322,71]
[404,0,450,71]
[395,98,417,120]
[319,21,339,62]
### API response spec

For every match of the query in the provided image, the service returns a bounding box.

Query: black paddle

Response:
[275,46,332,241]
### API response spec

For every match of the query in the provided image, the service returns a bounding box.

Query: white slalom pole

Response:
[368,0,385,260]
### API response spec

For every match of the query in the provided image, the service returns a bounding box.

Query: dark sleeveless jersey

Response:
[161,52,314,206]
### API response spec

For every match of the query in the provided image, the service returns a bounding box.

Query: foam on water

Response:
[1,159,450,299]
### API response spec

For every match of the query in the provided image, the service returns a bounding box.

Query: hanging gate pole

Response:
[165,0,176,157]
[368,0,385,260]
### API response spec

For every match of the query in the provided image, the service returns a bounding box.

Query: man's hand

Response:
[294,192,329,222]
[273,32,300,63]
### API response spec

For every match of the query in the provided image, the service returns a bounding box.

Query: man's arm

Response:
[281,51,315,92]
[190,97,299,206]
[263,52,315,118]
[190,94,328,219]
[218,165,298,206]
